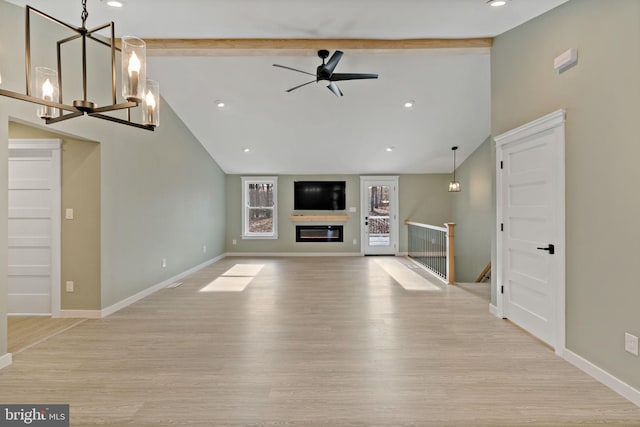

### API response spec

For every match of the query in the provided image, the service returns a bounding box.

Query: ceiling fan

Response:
[273,50,378,97]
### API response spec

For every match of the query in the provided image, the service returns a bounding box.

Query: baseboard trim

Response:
[563,349,640,408]
[225,252,361,257]
[58,310,101,319]
[0,353,12,370]
[101,254,225,318]
[489,303,498,317]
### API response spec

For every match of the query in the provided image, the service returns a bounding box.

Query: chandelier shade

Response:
[35,67,59,119]
[143,79,160,127]
[121,36,147,103]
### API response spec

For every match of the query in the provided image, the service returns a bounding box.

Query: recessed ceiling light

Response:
[105,1,124,7]
[487,0,508,7]
[243,148,250,153]
[215,100,225,108]
[386,147,394,152]
[404,100,415,108]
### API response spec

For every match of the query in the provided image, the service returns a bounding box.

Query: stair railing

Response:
[405,220,456,284]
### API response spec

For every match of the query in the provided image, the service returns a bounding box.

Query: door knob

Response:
[536,244,555,255]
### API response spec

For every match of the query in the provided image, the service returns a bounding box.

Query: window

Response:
[242,176,278,239]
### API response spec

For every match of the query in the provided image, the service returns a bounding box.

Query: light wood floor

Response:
[1,256,639,426]
[8,316,86,354]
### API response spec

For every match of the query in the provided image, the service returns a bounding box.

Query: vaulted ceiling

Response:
[5,0,569,174]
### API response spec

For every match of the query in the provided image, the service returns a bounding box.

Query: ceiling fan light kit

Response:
[273,49,378,97]
[0,0,159,131]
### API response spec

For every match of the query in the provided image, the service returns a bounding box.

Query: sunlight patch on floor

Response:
[222,264,264,277]
[199,264,265,292]
[200,276,254,292]
[374,258,441,291]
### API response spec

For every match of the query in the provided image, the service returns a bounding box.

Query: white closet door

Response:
[8,140,61,316]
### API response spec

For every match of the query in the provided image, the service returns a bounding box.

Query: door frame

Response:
[8,138,61,317]
[360,176,399,256]
[495,109,565,355]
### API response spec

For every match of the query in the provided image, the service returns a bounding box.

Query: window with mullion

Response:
[242,177,278,238]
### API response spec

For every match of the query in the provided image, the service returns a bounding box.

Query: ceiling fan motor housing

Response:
[273,49,378,96]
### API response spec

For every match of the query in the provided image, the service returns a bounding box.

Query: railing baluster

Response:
[405,220,455,284]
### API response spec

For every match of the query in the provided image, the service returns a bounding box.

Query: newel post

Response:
[445,223,456,285]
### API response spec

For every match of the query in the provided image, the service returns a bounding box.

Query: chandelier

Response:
[0,0,159,131]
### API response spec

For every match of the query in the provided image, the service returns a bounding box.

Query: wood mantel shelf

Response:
[289,215,349,222]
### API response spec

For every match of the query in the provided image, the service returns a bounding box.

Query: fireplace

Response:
[296,225,344,243]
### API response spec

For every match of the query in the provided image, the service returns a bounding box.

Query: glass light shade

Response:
[448,181,461,192]
[142,79,159,127]
[35,67,59,119]
[121,36,146,102]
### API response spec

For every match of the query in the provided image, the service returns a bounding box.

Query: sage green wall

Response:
[451,138,492,283]
[100,102,226,307]
[0,0,226,332]
[492,0,640,389]
[226,174,453,254]
[226,175,361,253]
[9,122,101,310]
[398,174,454,253]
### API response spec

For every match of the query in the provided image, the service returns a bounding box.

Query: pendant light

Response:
[448,146,461,192]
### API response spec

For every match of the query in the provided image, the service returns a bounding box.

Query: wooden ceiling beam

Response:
[144,38,493,56]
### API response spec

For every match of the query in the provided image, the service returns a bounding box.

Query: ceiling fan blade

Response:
[330,73,379,81]
[327,82,343,97]
[285,80,316,92]
[273,64,316,76]
[324,50,344,74]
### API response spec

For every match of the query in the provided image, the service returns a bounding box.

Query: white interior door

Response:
[496,110,565,354]
[361,176,399,255]
[8,139,61,316]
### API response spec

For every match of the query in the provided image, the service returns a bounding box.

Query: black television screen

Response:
[294,181,346,211]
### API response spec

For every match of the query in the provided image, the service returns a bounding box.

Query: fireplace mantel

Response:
[289,215,349,222]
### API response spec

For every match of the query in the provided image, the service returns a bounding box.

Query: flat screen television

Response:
[294,181,346,211]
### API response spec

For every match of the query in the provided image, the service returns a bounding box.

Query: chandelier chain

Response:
[81,0,88,28]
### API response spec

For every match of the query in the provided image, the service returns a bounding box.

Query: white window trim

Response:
[241,176,278,239]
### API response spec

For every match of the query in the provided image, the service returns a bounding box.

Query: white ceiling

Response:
[5,0,570,174]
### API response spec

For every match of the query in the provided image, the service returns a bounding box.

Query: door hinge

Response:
[501,285,504,294]
[500,161,504,169]
[500,223,504,232]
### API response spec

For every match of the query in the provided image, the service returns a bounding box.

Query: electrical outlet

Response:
[161,258,167,268]
[232,239,237,245]
[66,281,74,292]
[625,333,638,356]
[203,245,207,253]
[353,239,357,245]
